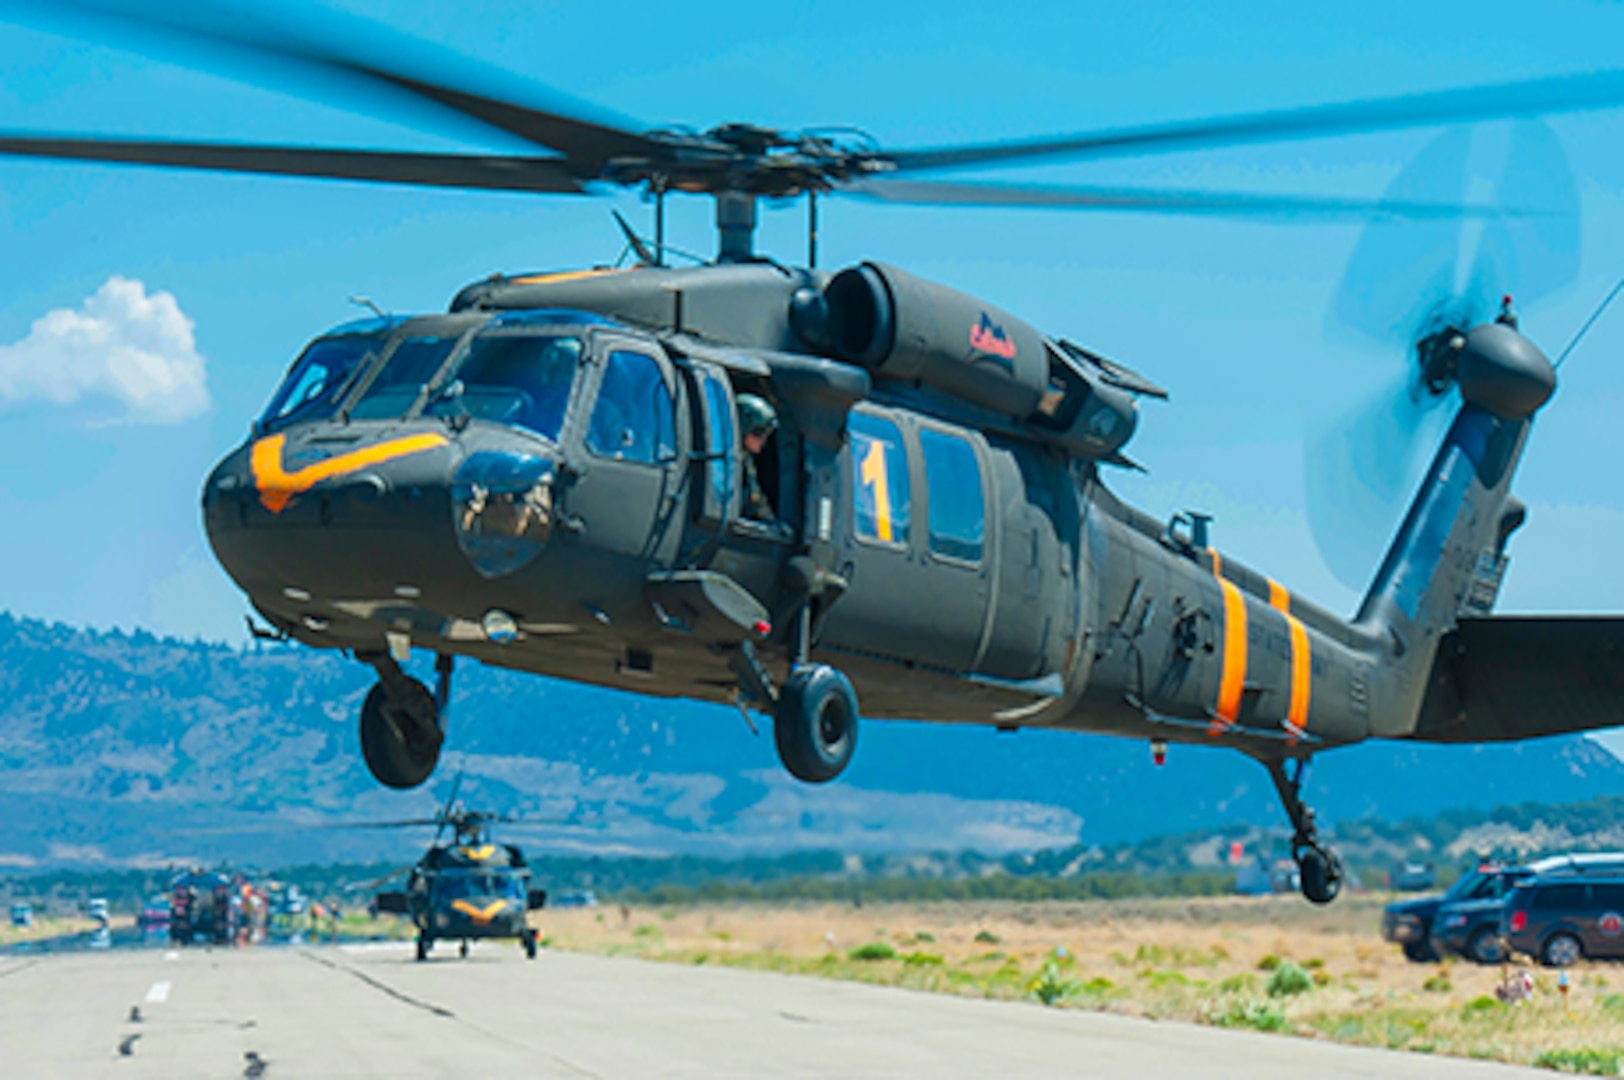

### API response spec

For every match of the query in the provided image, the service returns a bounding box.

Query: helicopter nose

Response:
[201,423,465,615]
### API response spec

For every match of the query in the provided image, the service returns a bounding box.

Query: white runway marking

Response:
[143,980,171,1004]
[163,951,178,961]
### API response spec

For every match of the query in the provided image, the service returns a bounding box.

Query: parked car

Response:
[1385,863,1526,962]
[1387,854,1624,963]
[1432,892,1518,964]
[1504,872,1624,967]
[9,902,32,928]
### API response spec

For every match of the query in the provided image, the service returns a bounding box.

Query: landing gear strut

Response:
[1263,756,1343,905]
[358,652,453,790]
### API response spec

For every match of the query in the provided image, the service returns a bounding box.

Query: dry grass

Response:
[532,895,1624,1073]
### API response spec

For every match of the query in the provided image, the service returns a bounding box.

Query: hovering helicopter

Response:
[369,789,547,962]
[6,3,1624,905]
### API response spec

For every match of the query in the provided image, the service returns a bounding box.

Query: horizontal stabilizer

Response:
[1411,616,1624,742]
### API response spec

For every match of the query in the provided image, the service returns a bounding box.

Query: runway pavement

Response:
[0,942,1547,1078]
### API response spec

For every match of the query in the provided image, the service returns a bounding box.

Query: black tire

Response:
[1402,940,1439,963]
[360,680,440,790]
[1467,927,1506,965]
[459,939,469,959]
[1541,931,1583,968]
[773,665,859,784]
[1298,847,1342,905]
[524,930,538,960]
[415,935,430,962]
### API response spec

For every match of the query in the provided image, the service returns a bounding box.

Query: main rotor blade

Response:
[15,0,659,172]
[840,176,1508,220]
[885,69,1624,174]
[0,134,587,193]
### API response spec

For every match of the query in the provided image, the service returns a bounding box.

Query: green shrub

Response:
[1460,995,1501,1018]
[1211,999,1287,1032]
[1029,962,1076,1006]
[912,931,935,943]
[848,942,897,961]
[1257,953,1283,971]
[1267,961,1313,998]
[1077,976,1117,996]
[1422,973,1452,993]
[1531,1046,1620,1075]
[903,951,943,966]
[631,925,660,939]
[1217,973,1258,994]
[974,930,1001,944]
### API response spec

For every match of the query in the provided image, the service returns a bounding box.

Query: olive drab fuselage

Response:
[206,259,1546,766]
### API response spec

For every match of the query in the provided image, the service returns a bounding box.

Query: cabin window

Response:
[349,334,463,420]
[425,333,581,441]
[919,427,985,563]
[703,377,735,513]
[587,350,676,464]
[849,410,911,546]
[258,333,383,432]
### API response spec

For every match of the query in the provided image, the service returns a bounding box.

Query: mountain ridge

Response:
[2,612,1621,868]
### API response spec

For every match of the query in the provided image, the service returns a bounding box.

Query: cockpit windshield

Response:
[349,334,463,421]
[257,333,384,434]
[425,333,582,441]
[435,872,523,901]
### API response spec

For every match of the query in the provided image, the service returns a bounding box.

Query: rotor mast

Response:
[715,191,759,263]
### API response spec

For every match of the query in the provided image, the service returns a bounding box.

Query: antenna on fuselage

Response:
[349,296,387,319]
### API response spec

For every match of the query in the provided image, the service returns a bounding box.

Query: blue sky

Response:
[1,0,1623,648]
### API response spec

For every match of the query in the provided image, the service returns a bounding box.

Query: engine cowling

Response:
[809,261,1137,460]
[820,261,1049,418]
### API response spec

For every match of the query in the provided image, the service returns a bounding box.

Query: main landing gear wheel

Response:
[360,681,441,789]
[459,939,469,959]
[358,652,451,790]
[773,664,859,784]
[1262,756,1344,905]
[415,935,430,962]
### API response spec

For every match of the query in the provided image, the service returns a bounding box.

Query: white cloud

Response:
[0,276,209,423]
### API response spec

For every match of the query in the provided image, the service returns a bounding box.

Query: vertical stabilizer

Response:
[1355,320,1555,735]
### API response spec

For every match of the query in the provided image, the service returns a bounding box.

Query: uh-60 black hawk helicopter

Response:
[8,3,1624,905]
[367,784,548,961]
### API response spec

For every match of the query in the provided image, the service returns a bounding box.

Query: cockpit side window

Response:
[257,334,381,433]
[586,349,676,464]
[349,335,462,421]
[425,333,581,441]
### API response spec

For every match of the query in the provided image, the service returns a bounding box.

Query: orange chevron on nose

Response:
[450,899,509,924]
[251,432,448,513]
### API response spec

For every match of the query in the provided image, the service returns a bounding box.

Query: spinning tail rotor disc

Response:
[1308,122,1579,589]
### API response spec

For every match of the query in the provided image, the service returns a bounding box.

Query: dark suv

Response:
[1384,863,1531,962]
[1504,873,1624,967]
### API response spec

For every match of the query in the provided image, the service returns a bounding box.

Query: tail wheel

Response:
[772,664,859,784]
[1542,932,1582,968]
[360,681,441,790]
[1297,846,1342,905]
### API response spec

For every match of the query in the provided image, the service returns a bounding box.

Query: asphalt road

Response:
[0,943,1547,1078]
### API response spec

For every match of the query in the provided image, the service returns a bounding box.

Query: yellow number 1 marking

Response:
[859,437,893,542]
